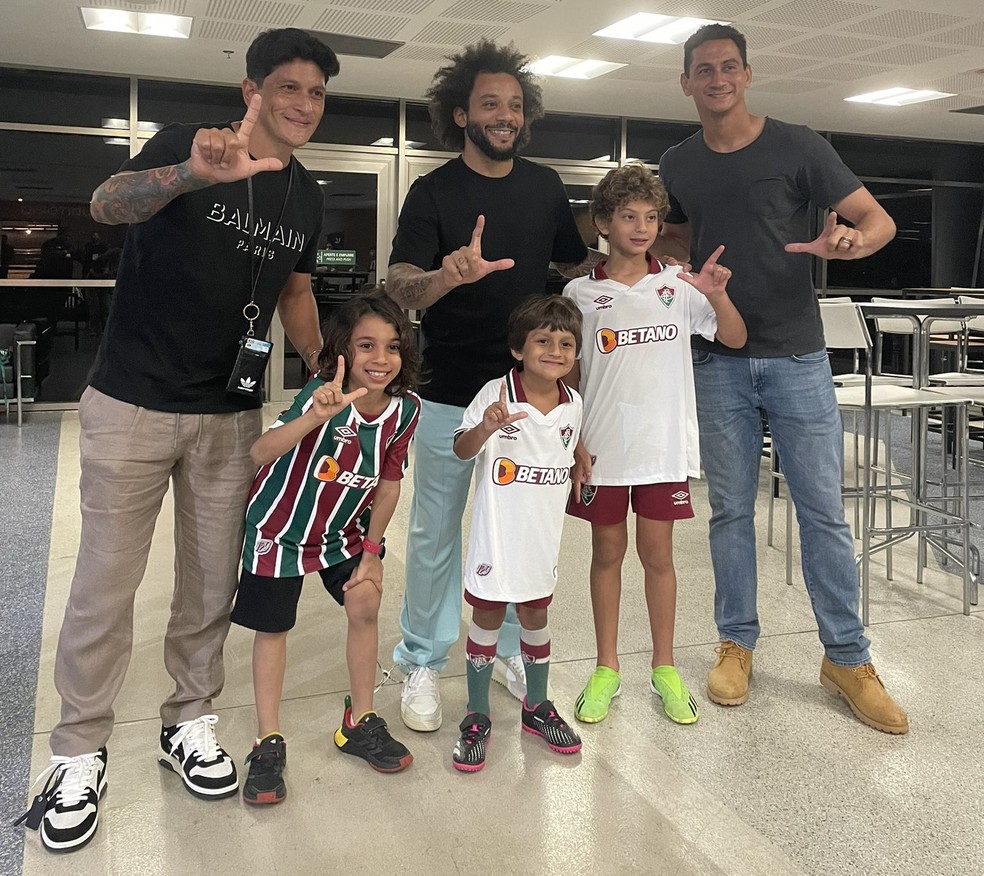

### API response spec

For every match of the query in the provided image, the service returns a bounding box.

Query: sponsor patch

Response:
[255,539,274,556]
[476,564,492,577]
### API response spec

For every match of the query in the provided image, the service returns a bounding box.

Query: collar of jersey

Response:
[590,254,664,281]
[506,367,573,405]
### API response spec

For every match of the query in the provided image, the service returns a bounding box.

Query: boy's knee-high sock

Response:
[466,622,499,716]
[520,625,551,708]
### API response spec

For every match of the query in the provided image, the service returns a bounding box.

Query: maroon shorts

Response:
[566,480,694,526]
[464,591,553,611]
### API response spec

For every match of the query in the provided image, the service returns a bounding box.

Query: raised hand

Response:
[784,211,863,259]
[311,355,368,421]
[187,95,284,184]
[482,381,528,434]
[440,215,516,288]
[677,244,732,298]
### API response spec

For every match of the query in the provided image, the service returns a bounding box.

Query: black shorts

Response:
[230,554,361,633]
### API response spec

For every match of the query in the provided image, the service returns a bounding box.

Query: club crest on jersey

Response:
[657,285,675,308]
[559,425,573,448]
[493,457,570,486]
[334,425,357,444]
[596,323,679,353]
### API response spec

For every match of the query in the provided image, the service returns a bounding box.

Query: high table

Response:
[856,300,984,615]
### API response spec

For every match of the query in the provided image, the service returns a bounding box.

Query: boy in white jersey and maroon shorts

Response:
[230,291,421,803]
[563,164,746,726]
[450,296,584,772]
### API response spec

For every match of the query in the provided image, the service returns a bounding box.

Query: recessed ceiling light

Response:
[845,87,955,106]
[81,7,193,39]
[527,57,626,79]
[594,14,728,45]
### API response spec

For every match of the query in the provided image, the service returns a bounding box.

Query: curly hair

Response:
[246,28,340,84]
[507,295,583,357]
[590,163,670,229]
[426,40,545,151]
[317,287,420,397]
[683,24,747,75]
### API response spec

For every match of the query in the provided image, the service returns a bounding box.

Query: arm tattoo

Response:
[89,162,210,225]
[391,274,436,308]
[555,248,604,280]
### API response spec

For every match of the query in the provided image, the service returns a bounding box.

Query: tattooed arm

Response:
[385,214,515,309]
[89,94,283,226]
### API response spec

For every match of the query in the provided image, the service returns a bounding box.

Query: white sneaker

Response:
[401,666,442,731]
[492,655,527,701]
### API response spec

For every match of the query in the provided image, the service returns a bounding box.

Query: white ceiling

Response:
[3,0,984,143]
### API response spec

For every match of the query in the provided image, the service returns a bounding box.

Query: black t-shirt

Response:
[389,156,587,407]
[89,121,323,412]
[659,118,862,357]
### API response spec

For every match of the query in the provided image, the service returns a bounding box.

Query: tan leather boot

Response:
[820,656,909,734]
[706,641,752,706]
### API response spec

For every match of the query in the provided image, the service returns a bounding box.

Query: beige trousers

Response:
[50,387,262,756]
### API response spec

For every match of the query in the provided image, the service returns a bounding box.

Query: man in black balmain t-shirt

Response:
[386,41,596,733]
[22,29,339,854]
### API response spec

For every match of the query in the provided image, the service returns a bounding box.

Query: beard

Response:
[465,121,529,161]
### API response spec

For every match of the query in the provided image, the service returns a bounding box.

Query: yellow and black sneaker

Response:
[333,696,413,773]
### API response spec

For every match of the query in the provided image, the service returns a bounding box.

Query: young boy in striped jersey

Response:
[451,296,584,772]
[230,291,421,803]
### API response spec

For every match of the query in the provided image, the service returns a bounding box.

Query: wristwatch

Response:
[362,536,386,558]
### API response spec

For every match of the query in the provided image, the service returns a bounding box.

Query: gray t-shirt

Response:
[659,117,862,357]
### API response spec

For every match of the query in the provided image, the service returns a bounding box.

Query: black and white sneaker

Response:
[521,699,583,754]
[17,748,108,852]
[159,714,238,799]
[452,713,492,773]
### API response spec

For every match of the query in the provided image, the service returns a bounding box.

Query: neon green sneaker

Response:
[650,665,699,725]
[574,666,621,723]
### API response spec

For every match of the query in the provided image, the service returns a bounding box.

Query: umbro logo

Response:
[671,490,689,501]
[334,425,357,444]
[594,295,613,310]
[499,424,521,435]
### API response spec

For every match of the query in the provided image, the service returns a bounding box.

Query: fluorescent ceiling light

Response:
[81,8,192,39]
[845,87,955,106]
[594,14,727,45]
[527,56,626,79]
[102,118,163,133]
[103,138,130,146]
[371,137,426,148]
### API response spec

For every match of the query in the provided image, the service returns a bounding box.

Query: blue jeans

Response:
[393,399,520,672]
[692,349,870,667]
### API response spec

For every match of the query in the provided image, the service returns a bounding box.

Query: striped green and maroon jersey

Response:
[242,378,420,578]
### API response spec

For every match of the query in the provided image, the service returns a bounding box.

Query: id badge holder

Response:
[227,335,273,396]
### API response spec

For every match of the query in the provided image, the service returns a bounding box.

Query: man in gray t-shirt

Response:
[658,24,908,735]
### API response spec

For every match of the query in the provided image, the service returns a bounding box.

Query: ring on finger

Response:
[838,235,853,247]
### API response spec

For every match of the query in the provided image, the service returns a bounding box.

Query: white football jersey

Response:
[456,369,582,603]
[563,258,717,485]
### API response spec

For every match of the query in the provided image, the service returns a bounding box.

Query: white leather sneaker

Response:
[400,666,442,731]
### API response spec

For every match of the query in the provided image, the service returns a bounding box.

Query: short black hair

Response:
[683,24,748,76]
[318,287,419,397]
[426,40,544,152]
[246,28,340,84]
[508,295,583,357]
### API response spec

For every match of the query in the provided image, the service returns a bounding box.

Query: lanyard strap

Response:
[244,160,295,336]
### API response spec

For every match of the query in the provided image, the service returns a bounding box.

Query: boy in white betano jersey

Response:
[564,164,746,725]
[450,296,584,772]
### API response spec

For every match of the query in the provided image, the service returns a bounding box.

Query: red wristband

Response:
[362,537,384,555]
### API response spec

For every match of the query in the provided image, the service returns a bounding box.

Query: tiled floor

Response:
[7,407,984,875]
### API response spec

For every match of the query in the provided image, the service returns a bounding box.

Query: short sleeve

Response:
[389,177,441,270]
[379,399,420,480]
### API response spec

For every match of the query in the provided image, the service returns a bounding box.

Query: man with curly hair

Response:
[386,40,597,732]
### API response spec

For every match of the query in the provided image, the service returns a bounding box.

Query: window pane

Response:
[312,97,397,146]
[405,102,443,151]
[627,119,701,166]
[831,133,984,184]
[0,67,129,128]
[137,80,246,128]
[0,131,128,403]
[527,113,619,161]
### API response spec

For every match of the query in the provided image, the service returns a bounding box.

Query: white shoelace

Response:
[404,666,439,696]
[501,655,525,679]
[167,714,220,760]
[31,753,102,807]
